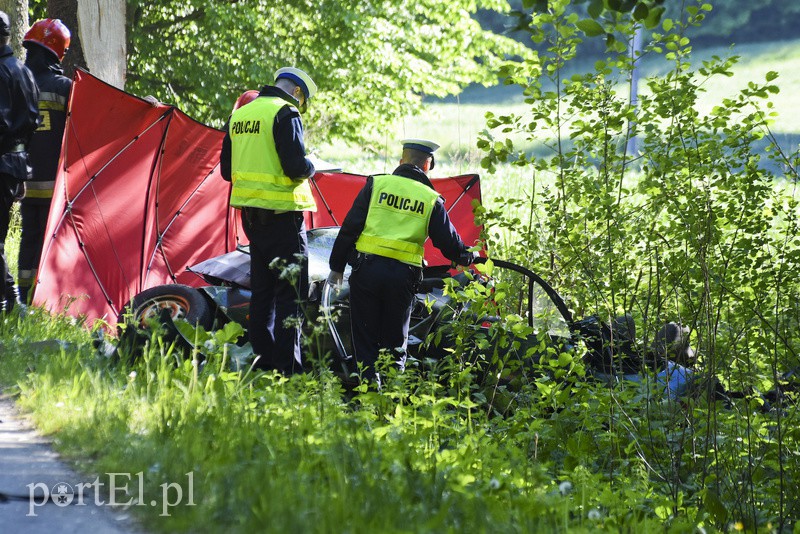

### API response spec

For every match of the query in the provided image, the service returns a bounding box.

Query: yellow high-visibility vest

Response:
[355,174,439,266]
[229,97,316,212]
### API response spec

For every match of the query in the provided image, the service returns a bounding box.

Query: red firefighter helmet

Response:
[232,90,259,111]
[24,19,71,61]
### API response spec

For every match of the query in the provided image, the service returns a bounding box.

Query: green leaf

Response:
[632,2,649,21]
[174,320,211,347]
[522,0,548,11]
[644,7,665,28]
[588,0,604,19]
[214,321,245,345]
[703,489,729,524]
[474,258,494,276]
[576,19,605,37]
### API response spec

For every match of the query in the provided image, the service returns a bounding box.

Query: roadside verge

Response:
[0,392,143,533]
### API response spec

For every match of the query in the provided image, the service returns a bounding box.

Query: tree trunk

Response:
[47,0,82,77]
[48,0,126,89]
[0,0,29,59]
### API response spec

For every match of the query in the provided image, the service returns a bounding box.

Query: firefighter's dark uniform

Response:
[17,45,71,303]
[0,41,39,313]
[220,85,315,375]
[329,163,474,379]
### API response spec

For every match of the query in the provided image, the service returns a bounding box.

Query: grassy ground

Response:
[0,308,714,533]
[0,292,607,534]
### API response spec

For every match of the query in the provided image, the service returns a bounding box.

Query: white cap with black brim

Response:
[274,67,317,101]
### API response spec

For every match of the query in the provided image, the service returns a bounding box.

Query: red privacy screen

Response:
[34,70,482,325]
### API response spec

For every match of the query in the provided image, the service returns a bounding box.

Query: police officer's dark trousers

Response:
[243,208,308,375]
[0,173,20,312]
[348,254,419,379]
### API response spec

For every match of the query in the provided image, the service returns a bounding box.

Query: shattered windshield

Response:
[308,227,343,282]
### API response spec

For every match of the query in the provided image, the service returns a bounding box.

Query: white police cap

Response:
[401,138,440,155]
[274,67,317,100]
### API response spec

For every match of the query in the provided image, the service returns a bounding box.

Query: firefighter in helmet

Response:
[220,67,318,375]
[327,139,475,381]
[17,18,71,304]
[232,89,259,111]
[0,11,39,313]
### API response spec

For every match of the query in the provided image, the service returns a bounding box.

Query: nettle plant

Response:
[477,0,800,529]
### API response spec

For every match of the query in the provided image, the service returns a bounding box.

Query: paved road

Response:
[0,392,144,533]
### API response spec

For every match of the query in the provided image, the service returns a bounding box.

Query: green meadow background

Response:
[322,37,800,206]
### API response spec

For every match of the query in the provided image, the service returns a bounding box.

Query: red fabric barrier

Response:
[33,70,482,326]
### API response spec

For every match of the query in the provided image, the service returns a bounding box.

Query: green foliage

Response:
[488,0,800,65]
[669,0,800,46]
[125,0,531,147]
[478,0,800,529]
[2,311,723,532]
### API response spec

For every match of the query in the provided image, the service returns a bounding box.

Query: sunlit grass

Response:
[0,330,590,533]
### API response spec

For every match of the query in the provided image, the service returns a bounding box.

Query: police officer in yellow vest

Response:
[220,67,317,375]
[328,139,475,380]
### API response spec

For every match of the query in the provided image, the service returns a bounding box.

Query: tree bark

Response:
[0,0,29,59]
[48,0,126,89]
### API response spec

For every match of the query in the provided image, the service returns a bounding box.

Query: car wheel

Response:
[121,284,213,330]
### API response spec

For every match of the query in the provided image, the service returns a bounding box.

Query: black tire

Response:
[120,284,213,330]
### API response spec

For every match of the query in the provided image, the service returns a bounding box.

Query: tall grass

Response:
[0,325,614,533]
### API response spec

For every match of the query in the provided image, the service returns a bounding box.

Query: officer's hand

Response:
[327,271,343,289]
[451,251,476,269]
